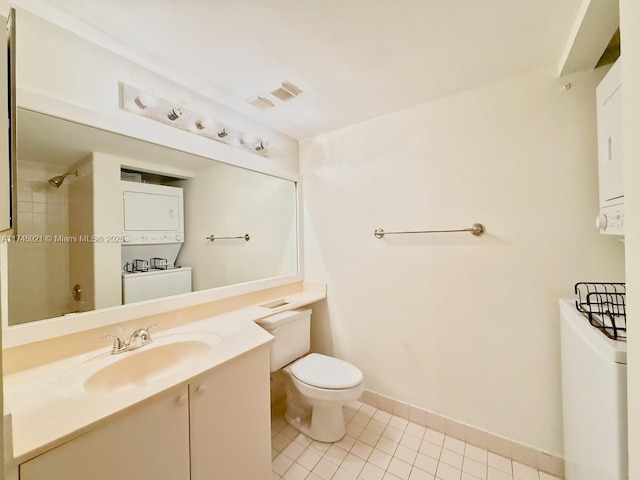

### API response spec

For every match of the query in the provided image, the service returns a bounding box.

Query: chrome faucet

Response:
[101,323,158,355]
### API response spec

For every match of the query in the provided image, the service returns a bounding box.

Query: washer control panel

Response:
[596,205,624,235]
[122,233,184,244]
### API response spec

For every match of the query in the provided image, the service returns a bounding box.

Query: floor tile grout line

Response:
[272,403,558,480]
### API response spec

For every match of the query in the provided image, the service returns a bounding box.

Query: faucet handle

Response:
[145,323,159,333]
[101,335,128,355]
[141,323,158,344]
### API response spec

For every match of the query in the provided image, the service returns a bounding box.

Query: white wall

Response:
[300,68,625,455]
[90,153,122,310]
[177,164,297,289]
[14,9,299,175]
[619,1,640,477]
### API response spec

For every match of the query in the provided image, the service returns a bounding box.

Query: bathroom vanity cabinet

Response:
[19,384,191,480]
[189,346,272,480]
[18,347,272,480]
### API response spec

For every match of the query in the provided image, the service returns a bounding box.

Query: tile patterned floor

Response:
[271,400,561,480]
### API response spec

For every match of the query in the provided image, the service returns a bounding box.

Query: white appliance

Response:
[595,59,624,235]
[560,299,627,480]
[120,180,190,303]
[121,181,184,244]
[122,267,192,304]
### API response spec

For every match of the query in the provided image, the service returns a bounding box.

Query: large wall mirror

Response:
[6,108,298,328]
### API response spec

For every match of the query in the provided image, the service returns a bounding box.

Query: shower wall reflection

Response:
[8,160,79,323]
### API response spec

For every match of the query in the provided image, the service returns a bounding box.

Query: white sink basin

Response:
[85,340,210,393]
[57,332,222,394]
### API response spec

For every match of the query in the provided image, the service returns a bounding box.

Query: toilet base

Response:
[283,371,361,443]
[285,402,347,443]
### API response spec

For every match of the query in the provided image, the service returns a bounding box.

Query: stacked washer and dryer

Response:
[560,60,627,479]
[120,178,192,304]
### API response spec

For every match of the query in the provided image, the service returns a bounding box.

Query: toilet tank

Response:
[256,309,311,372]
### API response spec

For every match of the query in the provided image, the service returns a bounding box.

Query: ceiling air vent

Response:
[247,81,304,110]
[271,81,303,102]
[247,96,275,110]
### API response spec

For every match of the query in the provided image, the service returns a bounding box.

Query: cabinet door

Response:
[190,346,272,480]
[20,385,190,480]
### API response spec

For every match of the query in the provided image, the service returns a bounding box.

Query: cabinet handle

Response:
[196,385,206,396]
[176,395,188,407]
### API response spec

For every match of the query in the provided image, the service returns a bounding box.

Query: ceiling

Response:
[33,0,583,139]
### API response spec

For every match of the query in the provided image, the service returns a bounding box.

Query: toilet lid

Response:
[291,353,363,390]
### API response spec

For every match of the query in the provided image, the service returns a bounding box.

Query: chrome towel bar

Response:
[206,234,251,242]
[374,223,485,239]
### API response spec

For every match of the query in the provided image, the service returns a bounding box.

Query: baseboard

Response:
[359,389,565,479]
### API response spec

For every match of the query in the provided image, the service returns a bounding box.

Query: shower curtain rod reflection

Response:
[374,223,485,239]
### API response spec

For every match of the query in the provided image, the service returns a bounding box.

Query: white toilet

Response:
[257,309,364,442]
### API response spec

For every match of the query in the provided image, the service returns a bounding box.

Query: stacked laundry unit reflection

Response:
[120,174,191,304]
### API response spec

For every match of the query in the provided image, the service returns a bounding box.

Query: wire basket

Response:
[150,257,168,270]
[574,282,626,340]
[133,259,149,273]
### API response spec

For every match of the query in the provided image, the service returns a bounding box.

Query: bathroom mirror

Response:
[6,108,298,327]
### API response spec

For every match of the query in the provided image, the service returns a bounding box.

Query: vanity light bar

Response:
[119,82,271,156]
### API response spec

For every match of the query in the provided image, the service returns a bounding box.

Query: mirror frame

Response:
[1,88,304,347]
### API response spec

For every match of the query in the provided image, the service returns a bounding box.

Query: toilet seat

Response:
[290,353,363,390]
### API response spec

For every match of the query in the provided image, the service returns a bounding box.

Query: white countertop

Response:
[4,286,326,465]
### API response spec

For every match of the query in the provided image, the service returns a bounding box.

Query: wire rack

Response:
[574,282,626,340]
[150,257,168,270]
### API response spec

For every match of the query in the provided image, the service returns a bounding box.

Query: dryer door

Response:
[123,191,181,232]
